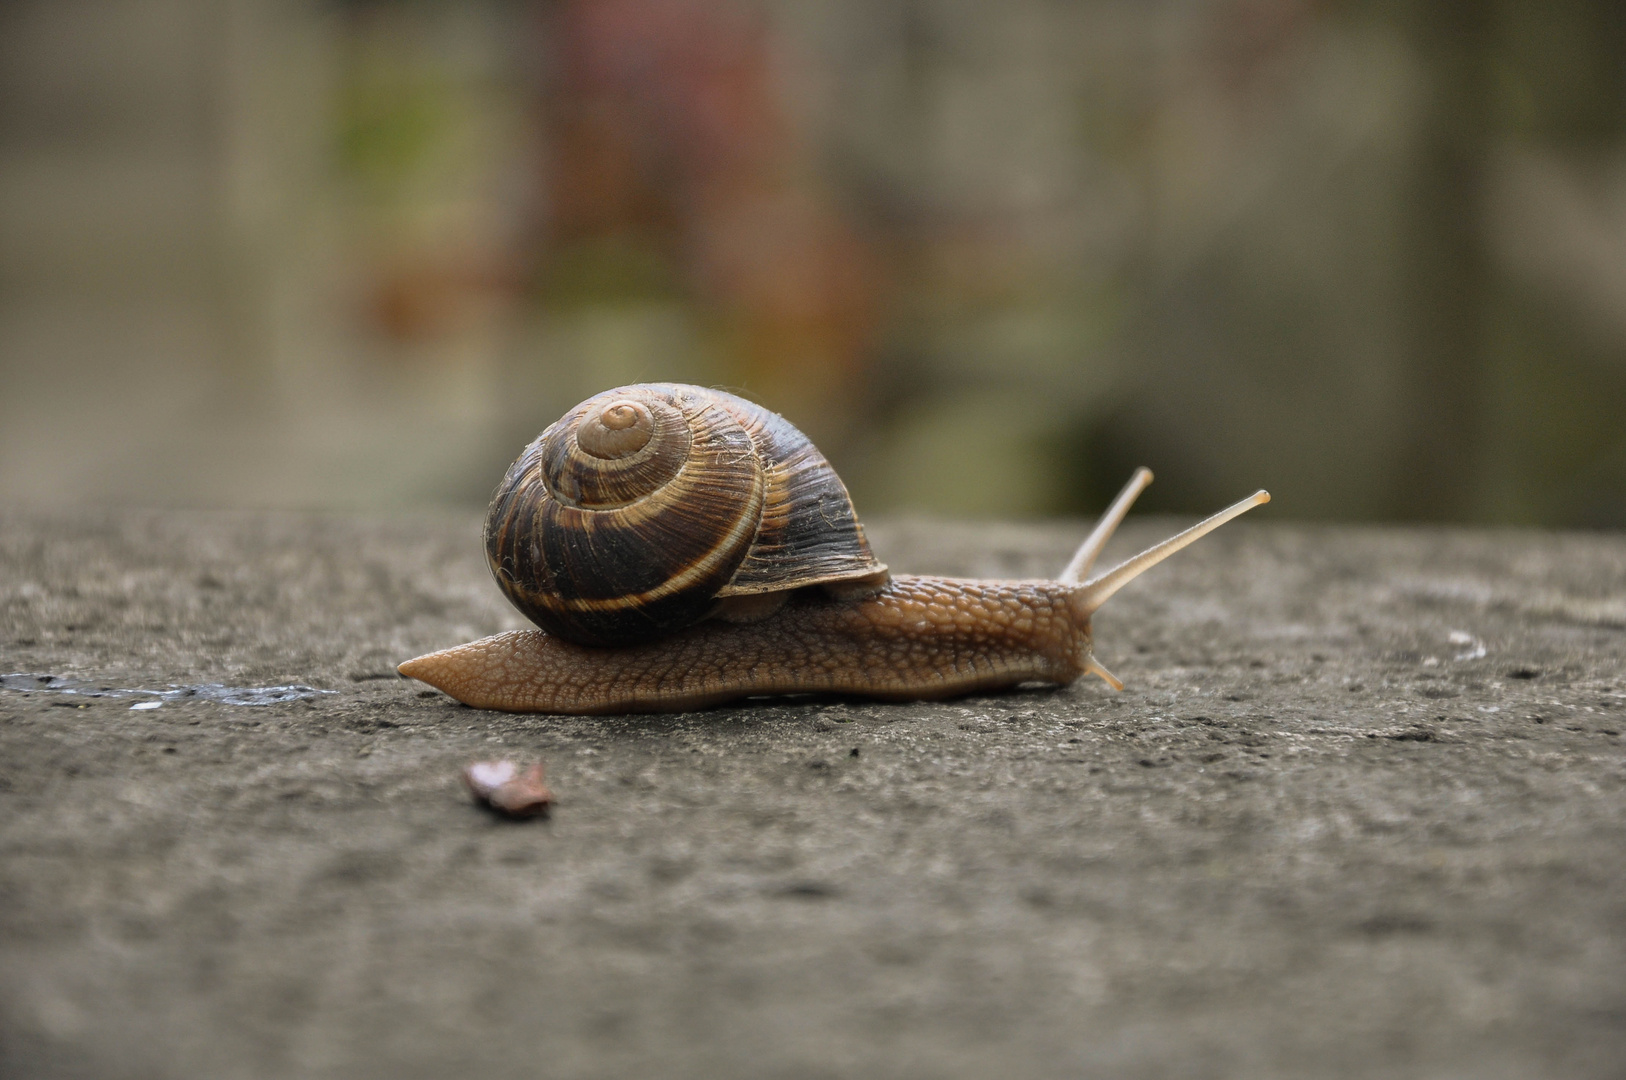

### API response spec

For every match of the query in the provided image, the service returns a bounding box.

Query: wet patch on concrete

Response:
[2,671,336,708]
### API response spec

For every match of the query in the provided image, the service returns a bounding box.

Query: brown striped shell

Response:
[484,384,888,646]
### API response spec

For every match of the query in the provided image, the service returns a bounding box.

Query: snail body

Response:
[402,576,1086,715]
[400,384,1269,715]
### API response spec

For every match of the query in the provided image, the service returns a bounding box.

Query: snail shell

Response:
[484,383,887,646]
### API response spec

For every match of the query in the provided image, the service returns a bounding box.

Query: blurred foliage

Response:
[2,0,1625,525]
[1494,0,1626,144]
[336,57,453,195]
[539,237,684,306]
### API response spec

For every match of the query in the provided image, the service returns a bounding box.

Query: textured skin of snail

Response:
[398,575,1092,715]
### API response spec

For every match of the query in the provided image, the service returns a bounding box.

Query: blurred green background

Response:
[3,0,1624,525]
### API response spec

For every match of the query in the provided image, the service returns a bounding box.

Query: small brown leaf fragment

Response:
[463,760,552,818]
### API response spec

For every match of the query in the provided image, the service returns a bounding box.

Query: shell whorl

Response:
[485,383,886,646]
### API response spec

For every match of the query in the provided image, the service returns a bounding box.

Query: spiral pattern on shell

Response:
[485,384,886,646]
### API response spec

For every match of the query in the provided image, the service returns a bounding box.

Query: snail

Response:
[398,383,1269,714]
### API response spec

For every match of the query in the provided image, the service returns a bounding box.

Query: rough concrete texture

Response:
[1,509,1623,1080]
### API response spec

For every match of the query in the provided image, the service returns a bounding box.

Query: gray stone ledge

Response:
[1,509,1623,1079]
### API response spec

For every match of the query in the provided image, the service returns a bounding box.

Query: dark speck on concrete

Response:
[773,881,839,900]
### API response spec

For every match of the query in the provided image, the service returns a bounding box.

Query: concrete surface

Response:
[1,509,1623,1080]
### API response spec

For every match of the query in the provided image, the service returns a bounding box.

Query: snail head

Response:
[1057,468,1270,689]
